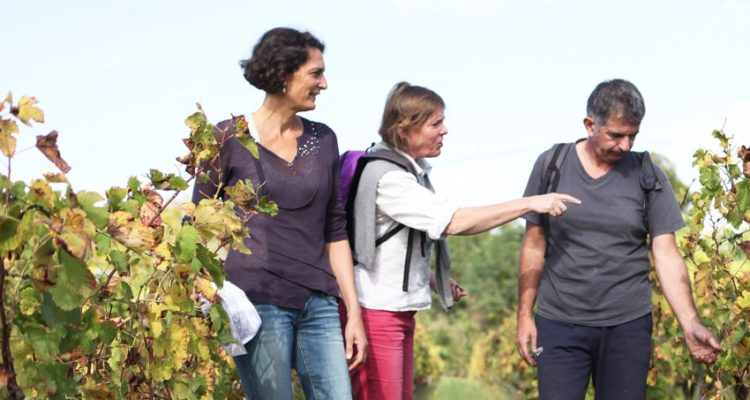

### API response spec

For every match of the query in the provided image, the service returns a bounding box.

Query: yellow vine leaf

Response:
[30,179,56,210]
[16,96,45,126]
[196,361,215,394]
[194,276,217,302]
[107,211,156,251]
[180,202,196,217]
[693,266,712,297]
[0,119,19,157]
[193,199,225,239]
[192,319,211,360]
[169,324,190,370]
[43,172,68,183]
[147,303,177,338]
[735,290,750,312]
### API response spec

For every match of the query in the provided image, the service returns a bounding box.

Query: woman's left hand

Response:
[344,314,368,371]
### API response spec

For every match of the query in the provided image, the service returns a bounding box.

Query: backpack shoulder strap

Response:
[350,147,423,293]
[361,148,418,177]
[638,151,663,193]
[538,142,574,195]
[634,151,663,240]
[538,142,574,231]
[346,146,416,249]
[345,149,413,229]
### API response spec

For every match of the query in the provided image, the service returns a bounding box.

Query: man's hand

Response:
[516,314,538,366]
[450,278,468,302]
[344,314,368,371]
[684,319,721,364]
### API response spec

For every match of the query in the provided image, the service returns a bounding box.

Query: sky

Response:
[4,0,749,207]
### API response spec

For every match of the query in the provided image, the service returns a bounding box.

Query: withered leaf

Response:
[739,145,750,177]
[36,130,71,173]
[139,189,163,228]
[107,211,155,251]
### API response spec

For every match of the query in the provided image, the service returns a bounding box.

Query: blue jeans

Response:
[535,313,653,400]
[232,293,352,400]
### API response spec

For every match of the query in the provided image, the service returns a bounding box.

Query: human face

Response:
[584,112,640,165]
[284,48,327,112]
[404,109,447,160]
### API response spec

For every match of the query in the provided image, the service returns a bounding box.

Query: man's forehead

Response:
[600,111,641,128]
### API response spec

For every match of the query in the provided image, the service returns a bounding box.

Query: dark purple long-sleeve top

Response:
[191,116,348,309]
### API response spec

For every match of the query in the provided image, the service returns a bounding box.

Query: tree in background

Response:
[414,226,523,385]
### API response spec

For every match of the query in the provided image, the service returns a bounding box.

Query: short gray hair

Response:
[586,79,645,125]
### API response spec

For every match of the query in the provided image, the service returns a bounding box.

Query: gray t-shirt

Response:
[522,144,685,326]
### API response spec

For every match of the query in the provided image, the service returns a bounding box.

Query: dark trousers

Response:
[535,313,652,400]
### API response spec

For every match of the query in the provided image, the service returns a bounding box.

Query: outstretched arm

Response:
[444,193,580,236]
[327,240,368,370]
[652,233,721,363]
[516,222,547,366]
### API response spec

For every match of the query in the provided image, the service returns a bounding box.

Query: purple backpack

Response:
[338,147,423,292]
[338,150,366,210]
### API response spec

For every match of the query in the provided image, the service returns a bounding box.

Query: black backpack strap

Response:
[538,142,573,230]
[636,151,663,235]
[346,150,416,246]
[375,224,405,246]
[639,151,662,192]
[402,228,414,292]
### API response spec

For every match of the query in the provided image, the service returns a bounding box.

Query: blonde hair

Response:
[378,82,445,151]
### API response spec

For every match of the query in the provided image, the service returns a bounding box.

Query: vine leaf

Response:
[107,211,155,251]
[77,191,109,229]
[36,130,71,173]
[43,172,68,183]
[174,225,199,264]
[57,208,94,260]
[257,196,278,216]
[139,189,163,228]
[0,118,19,157]
[224,179,256,208]
[50,250,96,311]
[196,246,223,287]
[14,96,45,126]
[740,145,750,177]
[232,115,259,159]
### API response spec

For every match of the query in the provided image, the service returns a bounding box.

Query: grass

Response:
[415,377,514,400]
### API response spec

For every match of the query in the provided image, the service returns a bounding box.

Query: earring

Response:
[282,85,287,94]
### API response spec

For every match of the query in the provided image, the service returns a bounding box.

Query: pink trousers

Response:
[341,306,417,400]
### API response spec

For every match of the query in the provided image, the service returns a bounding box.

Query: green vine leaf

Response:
[174,225,200,264]
[77,191,109,229]
[50,250,96,311]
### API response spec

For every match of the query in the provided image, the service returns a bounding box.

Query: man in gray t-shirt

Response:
[516,79,721,399]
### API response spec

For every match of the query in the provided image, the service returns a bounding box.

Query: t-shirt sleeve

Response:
[323,127,348,243]
[521,151,548,225]
[376,170,458,240]
[647,164,686,236]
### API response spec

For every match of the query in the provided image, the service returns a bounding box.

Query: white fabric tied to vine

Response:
[215,280,261,356]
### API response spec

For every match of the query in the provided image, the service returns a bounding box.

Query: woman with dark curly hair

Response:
[192,27,366,399]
